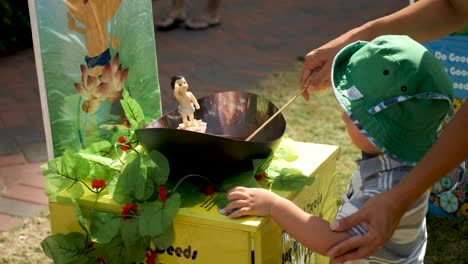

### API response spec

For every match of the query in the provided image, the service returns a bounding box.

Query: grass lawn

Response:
[0,61,466,263]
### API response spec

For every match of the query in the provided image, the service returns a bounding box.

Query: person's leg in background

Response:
[185,0,221,30]
[155,0,187,31]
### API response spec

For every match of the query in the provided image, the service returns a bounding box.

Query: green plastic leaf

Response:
[79,152,121,171]
[104,175,119,198]
[68,182,84,199]
[164,177,207,207]
[80,141,113,156]
[270,168,315,191]
[213,193,229,209]
[162,193,181,230]
[121,89,146,129]
[221,170,261,192]
[72,200,91,238]
[266,159,291,178]
[87,162,118,182]
[114,157,152,203]
[120,217,140,247]
[152,223,175,250]
[252,152,274,174]
[179,191,206,208]
[41,151,90,198]
[93,236,146,264]
[41,233,89,264]
[139,203,163,237]
[90,212,120,244]
[148,150,170,185]
[62,150,91,180]
[41,160,75,198]
[274,140,299,162]
[120,238,147,264]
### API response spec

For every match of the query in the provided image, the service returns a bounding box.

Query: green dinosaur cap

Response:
[332,35,453,164]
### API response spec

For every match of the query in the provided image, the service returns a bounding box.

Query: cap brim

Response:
[331,41,368,112]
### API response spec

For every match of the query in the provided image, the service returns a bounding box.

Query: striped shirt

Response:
[335,153,429,264]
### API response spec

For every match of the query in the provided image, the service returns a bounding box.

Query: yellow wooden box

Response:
[49,141,339,264]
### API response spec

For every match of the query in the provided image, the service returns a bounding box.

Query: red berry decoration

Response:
[203,183,215,196]
[122,117,131,128]
[121,203,137,219]
[120,144,131,151]
[118,136,127,143]
[158,185,168,201]
[96,257,105,263]
[91,179,106,190]
[118,136,132,151]
[255,172,267,181]
[145,250,157,264]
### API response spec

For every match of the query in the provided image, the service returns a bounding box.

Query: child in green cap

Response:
[223,35,454,263]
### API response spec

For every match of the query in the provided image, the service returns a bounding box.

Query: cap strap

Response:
[368,92,453,116]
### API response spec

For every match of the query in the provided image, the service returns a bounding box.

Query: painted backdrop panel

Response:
[30,0,161,158]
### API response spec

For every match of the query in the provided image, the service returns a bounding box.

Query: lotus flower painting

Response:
[30,0,161,157]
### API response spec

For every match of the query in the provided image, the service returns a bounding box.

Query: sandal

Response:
[155,17,185,31]
[184,17,220,30]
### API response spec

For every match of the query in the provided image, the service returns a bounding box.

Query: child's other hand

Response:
[327,190,406,262]
[224,187,279,218]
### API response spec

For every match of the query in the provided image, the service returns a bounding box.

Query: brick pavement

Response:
[0,0,407,232]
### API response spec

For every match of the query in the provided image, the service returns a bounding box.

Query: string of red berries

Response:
[118,136,132,151]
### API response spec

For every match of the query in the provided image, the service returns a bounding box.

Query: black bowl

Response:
[135,91,286,182]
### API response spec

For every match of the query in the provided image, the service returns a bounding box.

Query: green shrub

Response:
[0,0,32,56]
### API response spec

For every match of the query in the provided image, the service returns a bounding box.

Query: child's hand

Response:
[224,187,279,218]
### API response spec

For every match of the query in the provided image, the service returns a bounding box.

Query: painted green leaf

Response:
[270,169,314,190]
[90,212,120,244]
[121,89,146,129]
[49,94,82,157]
[139,203,163,237]
[41,233,89,264]
[120,217,140,247]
